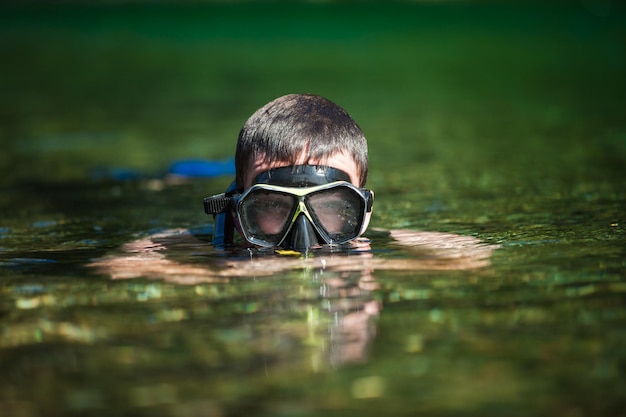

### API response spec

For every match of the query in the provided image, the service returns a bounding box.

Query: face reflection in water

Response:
[88,227,499,371]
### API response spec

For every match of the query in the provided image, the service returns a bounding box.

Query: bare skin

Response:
[88,152,499,366]
[245,151,362,188]
[90,151,497,284]
[89,228,497,283]
[94,117,498,278]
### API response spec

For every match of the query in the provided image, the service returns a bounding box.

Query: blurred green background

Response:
[1,3,625,416]
[2,0,623,186]
[2,0,624,240]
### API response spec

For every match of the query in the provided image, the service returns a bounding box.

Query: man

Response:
[91,93,498,280]
[204,93,373,251]
[90,96,497,365]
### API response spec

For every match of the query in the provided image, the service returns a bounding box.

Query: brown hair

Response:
[235,94,368,189]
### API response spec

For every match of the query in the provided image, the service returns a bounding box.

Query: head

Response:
[235,94,368,190]
[205,94,372,250]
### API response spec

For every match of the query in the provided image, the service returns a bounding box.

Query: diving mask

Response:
[204,165,373,249]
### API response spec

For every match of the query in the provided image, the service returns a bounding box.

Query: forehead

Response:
[244,152,360,189]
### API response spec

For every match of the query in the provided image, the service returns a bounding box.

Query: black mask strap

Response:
[254,165,351,187]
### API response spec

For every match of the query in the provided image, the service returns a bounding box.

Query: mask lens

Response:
[307,186,364,242]
[238,189,296,245]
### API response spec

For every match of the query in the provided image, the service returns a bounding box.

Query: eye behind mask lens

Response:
[306,187,364,241]
[238,190,297,244]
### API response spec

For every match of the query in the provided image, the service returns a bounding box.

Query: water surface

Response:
[1,3,625,416]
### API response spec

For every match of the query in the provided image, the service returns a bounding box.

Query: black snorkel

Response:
[205,181,238,246]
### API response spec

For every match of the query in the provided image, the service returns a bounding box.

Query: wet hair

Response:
[235,94,368,189]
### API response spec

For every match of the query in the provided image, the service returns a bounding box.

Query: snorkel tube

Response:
[208,181,238,246]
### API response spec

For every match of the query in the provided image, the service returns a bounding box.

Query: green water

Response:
[1,2,625,416]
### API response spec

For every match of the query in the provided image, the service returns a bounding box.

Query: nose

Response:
[283,214,320,251]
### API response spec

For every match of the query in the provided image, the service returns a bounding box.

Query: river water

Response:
[1,3,625,416]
